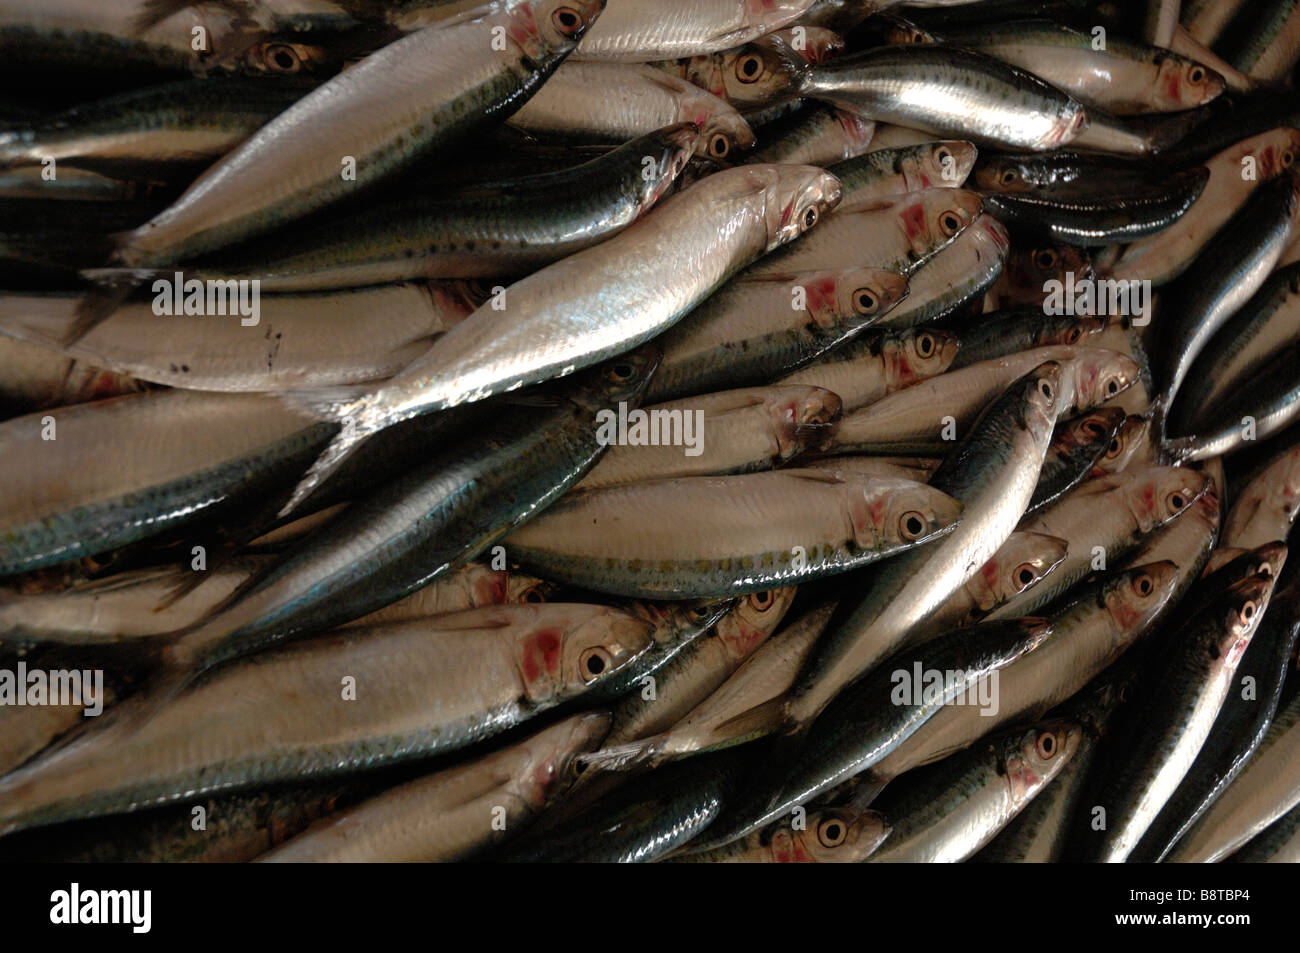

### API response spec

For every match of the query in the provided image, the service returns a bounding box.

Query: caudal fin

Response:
[577,737,663,773]
[277,385,381,518]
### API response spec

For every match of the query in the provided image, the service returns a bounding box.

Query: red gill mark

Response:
[803,276,838,321]
[748,0,781,13]
[771,829,796,862]
[1164,70,1181,104]
[900,201,927,247]
[1139,481,1158,520]
[979,556,1002,594]
[522,627,564,686]
[895,350,915,385]
[506,4,541,53]
[1259,145,1277,178]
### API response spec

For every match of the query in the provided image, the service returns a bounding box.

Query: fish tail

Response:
[277,386,383,518]
[712,694,795,750]
[577,738,662,772]
[66,245,149,345]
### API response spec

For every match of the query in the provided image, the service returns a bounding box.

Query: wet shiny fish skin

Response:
[828,140,977,210]
[573,0,815,62]
[944,310,1106,372]
[877,214,1009,328]
[502,468,963,599]
[280,163,841,515]
[868,720,1081,863]
[1026,406,1128,515]
[668,804,889,862]
[257,712,610,862]
[508,63,754,159]
[167,350,658,675]
[650,33,810,112]
[576,385,842,489]
[1223,442,1300,551]
[645,265,909,403]
[784,361,1069,731]
[801,45,1089,151]
[744,104,876,167]
[0,603,654,836]
[114,0,605,268]
[777,326,957,412]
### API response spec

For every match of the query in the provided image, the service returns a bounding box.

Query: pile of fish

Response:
[1,0,1299,864]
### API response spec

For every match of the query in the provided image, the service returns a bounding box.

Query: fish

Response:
[826,345,1140,455]
[508,63,754,159]
[1223,441,1300,550]
[280,163,840,514]
[1129,560,1298,862]
[990,466,1209,619]
[776,327,959,412]
[573,0,815,62]
[1156,168,1300,409]
[924,20,1225,115]
[1226,799,1300,863]
[1167,679,1300,862]
[782,361,1070,731]
[256,712,610,862]
[744,104,876,166]
[1027,406,1129,515]
[164,348,658,675]
[829,140,977,210]
[87,124,699,292]
[800,45,1089,151]
[0,283,479,392]
[1169,262,1300,434]
[644,266,909,403]
[667,803,889,862]
[0,335,142,415]
[575,385,842,489]
[687,616,1056,851]
[650,32,810,112]
[868,720,1081,863]
[1111,128,1300,285]
[108,0,604,269]
[979,166,1209,247]
[1090,413,1154,475]
[744,187,982,277]
[0,603,654,836]
[502,468,963,599]
[944,310,1105,371]
[876,214,1010,327]
[1067,571,1275,862]
[1216,0,1300,81]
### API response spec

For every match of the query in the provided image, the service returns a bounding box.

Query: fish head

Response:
[573,344,661,408]
[892,328,959,388]
[1004,246,1095,306]
[805,267,909,329]
[1093,413,1151,475]
[634,123,700,210]
[716,586,797,659]
[628,598,734,646]
[240,40,331,75]
[874,12,936,46]
[1215,573,1276,667]
[506,574,557,605]
[1063,348,1141,412]
[768,807,891,862]
[1019,360,1067,432]
[764,165,843,249]
[1061,405,1126,458]
[974,155,1038,193]
[522,0,606,56]
[1153,54,1225,110]
[544,607,656,701]
[832,109,878,155]
[970,532,1070,614]
[771,25,845,64]
[1256,129,1300,180]
[1101,560,1179,641]
[849,477,963,552]
[1005,720,1081,801]
[907,141,977,191]
[914,188,981,257]
[1206,541,1288,586]
[694,108,755,161]
[722,34,810,109]
[1125,466,1210,532]
[515,711,612,809]
[768,385,842,458]
[1044,99,1089,150]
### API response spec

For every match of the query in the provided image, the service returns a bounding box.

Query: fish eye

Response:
[552,6,583,35]
[936,147,951,166]
[899,510,927,541]
[1241,601,1257,622]
[1000,168,1017,186]
[853,288,879,314]
[750,590,775,611]
[912,32,926,43]
[1189,66,1205,83]
[803,206,819,229]
[709,133,731,159]
[1013,562,1038,591]
[1065,325,1083,344]
[735,53,764,83]
[1107,437,1122,457]
[522,586,546,604]
[261,44,304,72]
[608,361,636,381]
[1106,377,1120,396]
[916,332,936,357]
[1037,379,1054,400]
[939,211,963,235]
[1283,150,1296,168]
[817,817,847,847]
[1080,418,1104,438]
[578,646,612,681]
[1034,249,1059,271]
[1134,573,1154,597]
[1036,732,1058,759]
[1167,490,1188,511]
